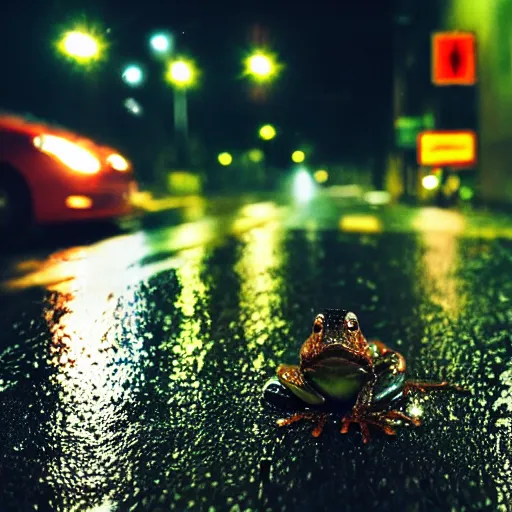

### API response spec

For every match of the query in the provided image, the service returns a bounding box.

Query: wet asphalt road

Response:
[1,195,512,512]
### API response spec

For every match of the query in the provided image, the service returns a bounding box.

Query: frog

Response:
[262,309,465,443]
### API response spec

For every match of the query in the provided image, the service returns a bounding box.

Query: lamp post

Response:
[165,59,198,167]
[150,32,173,56]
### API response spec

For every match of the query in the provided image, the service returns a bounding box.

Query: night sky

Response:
[0,0,393,173]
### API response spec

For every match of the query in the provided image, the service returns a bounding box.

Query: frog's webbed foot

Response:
[404,380,467,395]
[277,412,330,438]
[340,409,421,444]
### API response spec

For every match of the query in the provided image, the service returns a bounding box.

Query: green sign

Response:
[395,113,435,149]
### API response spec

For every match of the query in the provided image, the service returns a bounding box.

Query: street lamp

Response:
[218,152,233,166]
[292,150,305,163]
[314,169,329,183]
[244,50,280,82]
[166,59,197,88]
[259,124,276,141]
[150,32,173,55]
[57,29,103,63]
[165,58,199,167]
[122,64,144,86]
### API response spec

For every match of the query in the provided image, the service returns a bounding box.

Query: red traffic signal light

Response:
[432,32,476,86]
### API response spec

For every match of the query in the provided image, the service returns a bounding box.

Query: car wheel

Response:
[0,170,32,236]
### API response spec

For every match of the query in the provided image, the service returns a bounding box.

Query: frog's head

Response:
[300,309,372,370]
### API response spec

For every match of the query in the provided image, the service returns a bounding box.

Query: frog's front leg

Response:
[340,343,420,443]
[275,364,329,437]
[369,341,408,406]
[276,364,326,405]
[371,340,466,395]
[340,379,421,444]
[340,407,420,443]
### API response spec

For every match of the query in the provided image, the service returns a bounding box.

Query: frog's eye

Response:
[313,316,324,333]
[346,319,359,332]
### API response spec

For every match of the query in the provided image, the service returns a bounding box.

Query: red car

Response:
[0,112,138,232]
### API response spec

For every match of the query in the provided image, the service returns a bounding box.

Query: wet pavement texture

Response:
[1,197,512,511]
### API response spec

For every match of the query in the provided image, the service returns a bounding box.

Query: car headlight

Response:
[33,134,101,175]
[107,153,130,171]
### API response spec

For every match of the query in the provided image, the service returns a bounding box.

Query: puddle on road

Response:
[1,203,283,294]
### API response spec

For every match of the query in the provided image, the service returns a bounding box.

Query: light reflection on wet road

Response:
[1,198,512,511]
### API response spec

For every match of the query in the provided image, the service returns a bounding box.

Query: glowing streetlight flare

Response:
[244,51,280,82]
[292,150,305,163]
[122,65,144,86]
[57,29,105,64]
[62,31,98,59]
[314,169,328,183]
[218,152,233,166]
[150,33,172,53]
[249,55,272,76]
[172,62,191,82]
[166,59,197,88]
[259,124,276,141]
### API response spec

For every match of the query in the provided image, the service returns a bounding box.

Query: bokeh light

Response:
[292,150,305,163]
[314,169,328,183]
[107,153,130,172]
[218,152,233,166]
[248,149,264,163]
[57,29,104,63]
[124,98,143,116]
[166,59,198,88]
[293,168,315,203]
[122,65,144,86]
[244,50,280,82]
[459,186,474,200]
[150,33,172,54]
[249,55,271,75]
[259,124,276,141]
[422,174,440,190]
